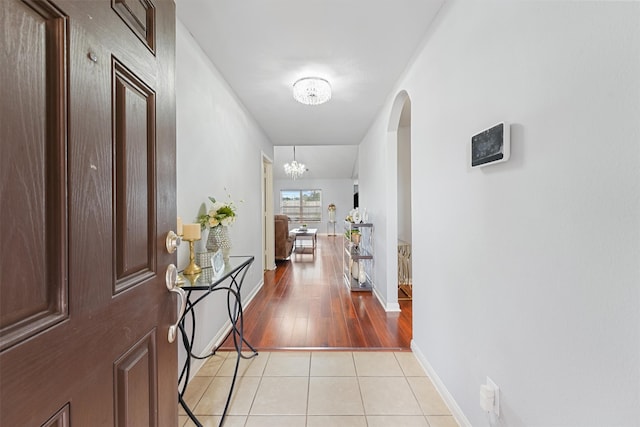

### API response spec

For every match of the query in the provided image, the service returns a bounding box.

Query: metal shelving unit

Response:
[342,221,373,292]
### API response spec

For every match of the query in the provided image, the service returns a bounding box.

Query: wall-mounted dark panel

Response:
[0,0,68,351]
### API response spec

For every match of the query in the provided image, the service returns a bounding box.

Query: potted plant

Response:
[350,229,361,246]
[197,193,240,263]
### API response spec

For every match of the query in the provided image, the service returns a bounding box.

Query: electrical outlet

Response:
[486,377,499,416]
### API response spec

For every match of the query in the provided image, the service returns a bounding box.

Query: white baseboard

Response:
[411,340,472,427]
[187,278,265,382]
[372,285,401,312]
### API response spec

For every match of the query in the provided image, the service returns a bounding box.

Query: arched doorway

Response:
[386,91,413,310]
[396,99,412,300]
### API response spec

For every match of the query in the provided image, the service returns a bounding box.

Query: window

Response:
[280,189,322,222]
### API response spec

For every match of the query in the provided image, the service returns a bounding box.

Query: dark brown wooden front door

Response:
[0,0,177,425]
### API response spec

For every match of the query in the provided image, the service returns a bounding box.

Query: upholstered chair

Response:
[274,214,294,260]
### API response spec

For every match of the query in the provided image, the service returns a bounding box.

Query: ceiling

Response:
[272,145,359,180]
[177,0,444,178]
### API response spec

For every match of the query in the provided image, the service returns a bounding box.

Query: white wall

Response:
[274,178,354,233]
[359,96,403,310]
[398,124,412,244]
[360,1,640,426]
[176,20,273,365]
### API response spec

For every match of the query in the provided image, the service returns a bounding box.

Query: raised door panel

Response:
[112,0,155,52]
[114,331,158,426]
[0,0,68,351]
[113,59,156,293]
[41,404,70,427]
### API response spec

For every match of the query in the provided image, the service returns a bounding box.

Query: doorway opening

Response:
[385,90,413,311]
[396,98,412,300]
[262,154,275,271]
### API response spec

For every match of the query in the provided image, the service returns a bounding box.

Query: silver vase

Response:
[206,226,232,263]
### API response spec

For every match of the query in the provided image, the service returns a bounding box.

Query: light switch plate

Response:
[486,376,500,416]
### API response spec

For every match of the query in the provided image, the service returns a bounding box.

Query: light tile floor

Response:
[179,351,459,427]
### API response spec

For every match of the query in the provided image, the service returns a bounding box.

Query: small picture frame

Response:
[211,249,225,278]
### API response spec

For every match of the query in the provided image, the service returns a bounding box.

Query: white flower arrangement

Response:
[197,194,239,230]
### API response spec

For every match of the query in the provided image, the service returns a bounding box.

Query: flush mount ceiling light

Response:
[292,77,331,106]
[284,146,306,180]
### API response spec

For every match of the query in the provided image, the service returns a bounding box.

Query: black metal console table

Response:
[177,255,258,427]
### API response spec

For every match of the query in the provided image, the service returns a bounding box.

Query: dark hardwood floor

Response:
[220,234,412,351]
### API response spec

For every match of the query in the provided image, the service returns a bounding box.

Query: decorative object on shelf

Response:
[182,223,202,275]
[208,225,232,263]
[283,146,306,180]
[198,192,240,264]
[350,229,361,246]
[176,216,183,235]
[182,271,201,285]
[345,207,367,224]
[182,223,200,239]
[358,260,367,285]
[196,251,213,268]
[343,221,373,292]
[211,249,225,278]
[328,203,336,222]
[292,77,331,106]
[351,259,359,279]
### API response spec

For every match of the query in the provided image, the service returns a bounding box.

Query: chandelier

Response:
[284,146,306,180]
[292,77,331,106]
